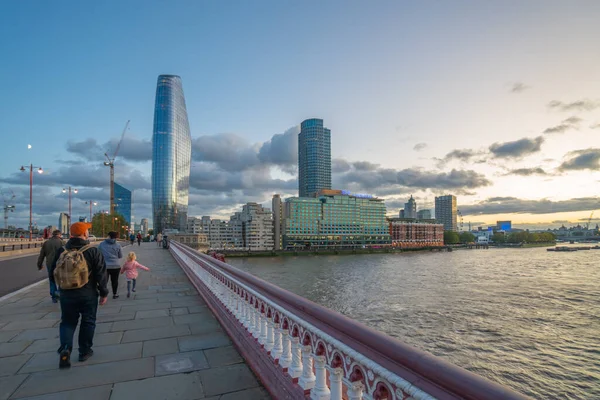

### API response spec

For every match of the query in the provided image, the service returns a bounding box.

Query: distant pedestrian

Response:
[98,231,123,299]
[136,233,142,246]
[120,252,150,298]
[37,229,64,303]
[129,233,135,246]
[156,232,162,247]
[50,222,108,369]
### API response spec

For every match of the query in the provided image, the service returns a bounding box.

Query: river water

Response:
[228,247,600,399]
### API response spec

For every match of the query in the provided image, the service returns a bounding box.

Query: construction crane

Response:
[104,120,130,215]
[1,189,16,229]
[586,211,594,230]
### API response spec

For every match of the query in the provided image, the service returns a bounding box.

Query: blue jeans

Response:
[59,294,98,355]
[46,265,59,298]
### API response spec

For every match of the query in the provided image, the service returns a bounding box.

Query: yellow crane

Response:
[103,120,130,215]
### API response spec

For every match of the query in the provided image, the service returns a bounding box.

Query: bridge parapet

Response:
[170,241,529,400]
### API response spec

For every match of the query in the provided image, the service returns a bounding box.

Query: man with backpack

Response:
[49,222,109,369]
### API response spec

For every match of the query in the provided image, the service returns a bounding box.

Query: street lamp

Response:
[20,164,43,240]
[62,187,78,235]
[85,201,97,223]
[101,210,109,237]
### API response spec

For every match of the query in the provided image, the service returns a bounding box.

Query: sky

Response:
[1,0,599,231]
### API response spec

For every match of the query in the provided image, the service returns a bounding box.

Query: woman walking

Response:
[98,231,123,299]
[156,232,162,247]
[136,233,142,246]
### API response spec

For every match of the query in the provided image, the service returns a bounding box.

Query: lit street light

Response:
[20,164,43,240]
[85,201,98,223]
[62,187,78,235]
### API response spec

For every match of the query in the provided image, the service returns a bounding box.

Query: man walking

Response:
[37,229,64,303]
[98,231,123,299]
[49,222,108,369]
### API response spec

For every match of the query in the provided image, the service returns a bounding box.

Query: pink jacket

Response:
[120,260,149,280]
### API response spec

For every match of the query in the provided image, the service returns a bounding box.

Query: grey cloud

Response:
[66,139,104,161]
[548,99,600,112]
[258,126,299,168]
[543,116,582,134]
[504,167,548,176]
[332,159,351,173]
[352,161,379,171]
[590,123,600,130]
[67,136,152,162]
[559,148,600,171]
[461,196,600,216]
[441,149,483,163]
[192,133,260,171]
[510,82,530,93]
[489,136,544,158]
[188,163,296,193]
[413,143,427,151]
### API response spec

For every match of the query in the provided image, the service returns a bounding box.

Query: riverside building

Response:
[298,118,331,197]
[279,190,391,249]
[388,218,444,248]
[435,194,457,232]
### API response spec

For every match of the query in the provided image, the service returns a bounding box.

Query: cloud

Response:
[548,99,600,112]
[332,159,351,173]
[461,196,600,216]
[67,136,152,162]
[413,143,427,151]
[590,123,600,130]
[558,148,600,171]
[510,82,530,93]
[543,116,582,134]
[441,149,482,163]
[503,167,548,176]
[489,136,544,159]
[258,126,299,171]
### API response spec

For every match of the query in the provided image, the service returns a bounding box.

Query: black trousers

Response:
[59,293,98,354]
[106,269,120,295]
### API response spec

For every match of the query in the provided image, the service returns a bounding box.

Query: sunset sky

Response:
[1,1,599,230]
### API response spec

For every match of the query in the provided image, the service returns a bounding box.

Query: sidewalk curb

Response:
[0,278,47,303]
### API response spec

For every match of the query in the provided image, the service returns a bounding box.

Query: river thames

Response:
[228,247,599,399]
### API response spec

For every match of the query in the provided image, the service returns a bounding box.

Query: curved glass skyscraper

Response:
[298,118,331,197]
[152,75,192,234]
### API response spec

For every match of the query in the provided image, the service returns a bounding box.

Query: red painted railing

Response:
[170,241,530,400]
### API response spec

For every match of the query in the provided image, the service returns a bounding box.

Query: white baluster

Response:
[242,300,250,329]
[328,367,343,400]
[250,306,259,338]
[271,323,283,360]
[299,345,316,390]
[279,329,292,369]
[310,355,331,400]
[289,336,303,378]
[265,317,275,352]
[258,310,267,345]
[347,381,364,400]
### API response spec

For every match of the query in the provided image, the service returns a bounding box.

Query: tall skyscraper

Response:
[435,195,457,231]
[114,182,132,225]
[298,118,331,197]
[152,75,192,234]
[404,195,417,219]
[272,194,283,250]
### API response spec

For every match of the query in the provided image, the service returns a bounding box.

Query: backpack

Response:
[54,245,92,290]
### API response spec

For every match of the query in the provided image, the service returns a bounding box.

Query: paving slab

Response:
[0,341,31,357]
[95,312,135,323]
[178,331,231,352]
[199,363,260,397]
[0,313,47,323]
[110,371,205,400]
[135,309,170,319]
[0,331,20,343]
[13,385,112,400]
[188,305,209,314]
[111,316,173,332]
[10,328,57,342]
[219,387,271,400]
[0,374,28,400]
[173,313,212,325]
[204,345,243,368]
[122,325,190,343]
[0,354,31,376]
[12,357,155,398]
[155,350,209,376]
[188,319,223,336]
[1,320,57,332]
[142,337,179,357]
[119,303,172,313]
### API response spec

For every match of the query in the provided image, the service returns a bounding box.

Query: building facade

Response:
[388,218,444,248]
[238,203,274,251]
[272,194,283,250]
[298,118,331,197]
[114,182,132,226]
[141,218,149,235]
[435,195,457,232]
[152,74,192,234]
[58,213,69,235]
[496,220,512,231]
[404,195,417,219]
[281,189,390,249]
[417,209,432,220]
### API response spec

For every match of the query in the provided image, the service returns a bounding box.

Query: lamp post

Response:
[101,210,109,237]
[20,164,43,240]
[85,201,97,223]
[62,187,78,235]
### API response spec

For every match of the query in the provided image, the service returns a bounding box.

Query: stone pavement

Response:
[0,242,270,400]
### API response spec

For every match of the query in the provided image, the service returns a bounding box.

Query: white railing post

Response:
[310,355,331,400]
[249,305,258,337]
[265,316,275,352]
[272,323,283,360]
[328,367,343,400]
[299,345,316,391]
[258,310,268,346]
[289,336,303,378]
[280,329,292,369]
[347,381,364,400]
[242,300,250,329]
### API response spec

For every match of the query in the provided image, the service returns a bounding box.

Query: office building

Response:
[58,213,69,235]
[272,194,283,250]
[417,209,432,220]
[281,189,390,249]
[152,74,192,234]
[399,209,405,219]
[114,182,132,226]
[240,203,274,251]
[388,218,444,249]
[298,118,331,197]
[435,195,457,231]
[404,195,417,219]
[496,221,512,231]
[141,218,149,235]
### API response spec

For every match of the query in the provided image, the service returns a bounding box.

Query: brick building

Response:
[388,218,444,248]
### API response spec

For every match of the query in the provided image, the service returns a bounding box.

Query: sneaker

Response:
[52,297,58,303]
[127,292,130,298]
[78,350,94,362]
[59,349,71,369]
[132,288,136,292]
[113,294,119,299]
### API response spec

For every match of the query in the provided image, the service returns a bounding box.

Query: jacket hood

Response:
[104,238,117,244]
[66,237,90,249]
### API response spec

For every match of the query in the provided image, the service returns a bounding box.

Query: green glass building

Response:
[282,190,391,249]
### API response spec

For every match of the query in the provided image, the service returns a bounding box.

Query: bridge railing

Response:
[170,241,529,400]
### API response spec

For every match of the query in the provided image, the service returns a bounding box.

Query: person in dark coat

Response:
[49,222,109,369]
[37,229,64,302]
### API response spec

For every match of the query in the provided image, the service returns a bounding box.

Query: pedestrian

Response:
[49,222,108,369]
[37,229,64,303]
[98,231,123,299]
[120,251,150,298]
[129,233,135,246]
[136,232,142,246]
[156,232,162,247]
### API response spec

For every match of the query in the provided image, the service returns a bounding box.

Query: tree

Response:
[492,233,506,243]
[148,229,154,236]
[91,212,127,238]
[459,232,475,244]
[444,231,460,244]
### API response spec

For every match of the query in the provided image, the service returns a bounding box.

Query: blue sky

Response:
[1,1,600,230]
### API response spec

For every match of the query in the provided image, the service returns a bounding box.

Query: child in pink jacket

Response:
[120,252,150,298]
